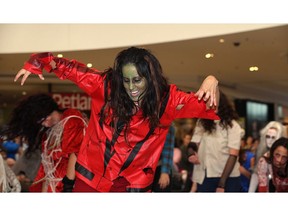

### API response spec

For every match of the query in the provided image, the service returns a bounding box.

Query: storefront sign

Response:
[52,93,91,111]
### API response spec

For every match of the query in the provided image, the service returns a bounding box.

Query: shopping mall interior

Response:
[0,24,288,134]
[1,6,288,213]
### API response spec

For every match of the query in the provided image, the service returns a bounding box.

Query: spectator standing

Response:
[189,91,242,192]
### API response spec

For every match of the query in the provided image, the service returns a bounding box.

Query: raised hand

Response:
[195,75,219,108]
[14,69,45,86]
[14,52,54,85]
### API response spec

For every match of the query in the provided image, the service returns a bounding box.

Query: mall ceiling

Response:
[0,24,288,109]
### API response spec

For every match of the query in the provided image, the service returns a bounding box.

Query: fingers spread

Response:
[204,91,211,103]
[21,71,31,86]
[39,74,45,80]
[14,69,26,82]
[196,90,205,100]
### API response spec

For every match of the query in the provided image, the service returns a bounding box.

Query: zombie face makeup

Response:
[265,128,278,149]
[122,64,147,105]
[272,146,288,168]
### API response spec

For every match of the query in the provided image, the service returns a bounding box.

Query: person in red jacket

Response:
[1,94,87,192]
[14,47,220,192]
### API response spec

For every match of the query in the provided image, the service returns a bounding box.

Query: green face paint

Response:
[122,64,147,104]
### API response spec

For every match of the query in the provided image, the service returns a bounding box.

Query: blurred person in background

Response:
[1,94,87,192]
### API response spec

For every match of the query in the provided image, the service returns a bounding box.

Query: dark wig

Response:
[103,47,169,132]
[1,93,60,154]
[199,91,239,133]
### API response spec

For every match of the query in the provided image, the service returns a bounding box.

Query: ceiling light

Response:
[87,63,93,68]
[219,39,225,43]
[57,54,63,58]
[205,53,214,59]
[249,66,259,72]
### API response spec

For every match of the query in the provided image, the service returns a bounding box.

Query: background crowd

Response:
[1,104,288,192]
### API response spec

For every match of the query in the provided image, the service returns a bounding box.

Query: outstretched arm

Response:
[14,52,104,96]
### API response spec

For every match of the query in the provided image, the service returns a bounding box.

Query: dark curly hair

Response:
[199,91,239,133]
[1,93,60,154]
[268,137,288,177]
[101,47,170,135]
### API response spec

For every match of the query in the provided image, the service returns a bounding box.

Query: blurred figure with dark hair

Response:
[1,94,87,192]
